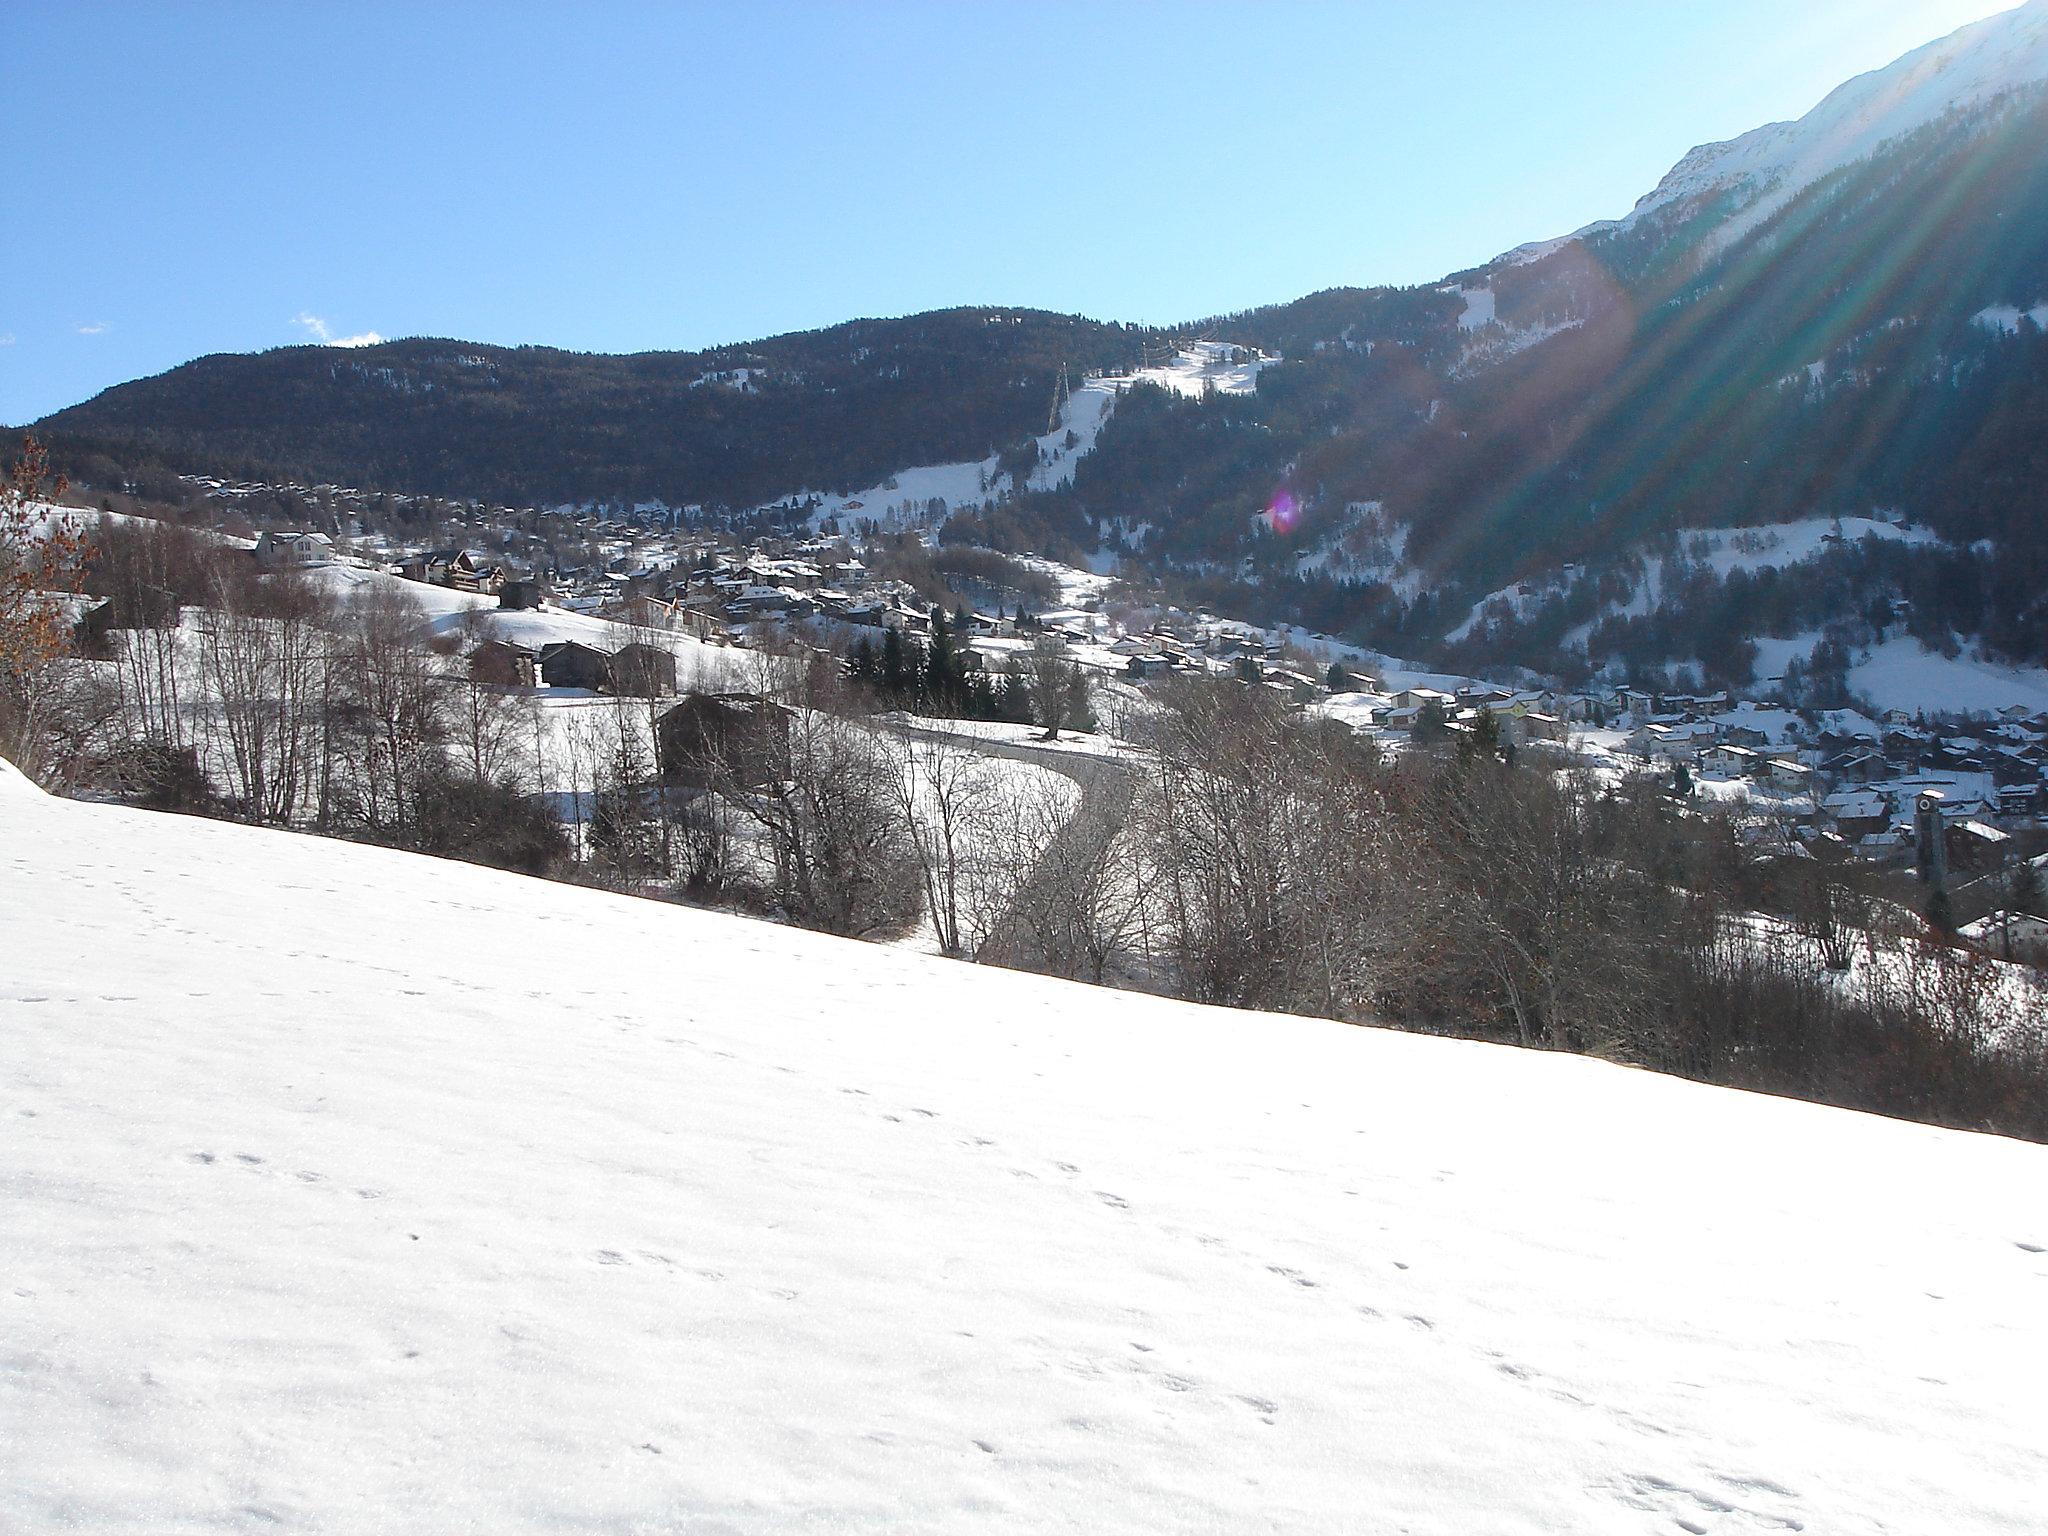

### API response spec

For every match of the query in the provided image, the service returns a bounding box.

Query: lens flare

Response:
[1266,490,1300,535]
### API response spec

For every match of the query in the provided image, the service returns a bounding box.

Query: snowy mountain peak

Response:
[1586,1,2048,249]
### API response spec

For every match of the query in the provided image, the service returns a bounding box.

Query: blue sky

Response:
[0,0,2021,424]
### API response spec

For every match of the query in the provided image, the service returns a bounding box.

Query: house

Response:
[607,642,679,698]
[657,692,795,787]
[1264,667,1325,700]
[1948,820,2012,878]
[1958,910,2048,966]
[498,578,549,611]
[1767,759,1813,791]
[674,602,727,641]
[538,640,612,691]
[1629,720,1717,762]
[1995,782,2042,817]
[401,548,503,595]
[1503,712,1568,747]
[72,583,180,653]
[1821,791,1891,839]
[468,640,536,689]
[1700,744,1762,778]
[253,531,334,568]
[1394,687,1455,712]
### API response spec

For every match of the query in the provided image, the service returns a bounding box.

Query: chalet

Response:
[498,578,549,611]
[1630,720,1717,762]
[1394,687,1455,712]
[1503,712,1568,747]
[1821,790,1890,839]
[1823,749,1886,780]
[1996,782,2042,817]
[657,692,795,787]
[253,531,334,569]
[1700,744,1762,778]
[608,642,680,698]
[72,583,180,652]
[468,640,537,689]
[1259,667,1322,700]
[1959,910,2048,966]
[1948,820,2012,878]
[401,548,503,595]
[538,640,612,691]
[675,602,727,641]
[1768,759,1813,791]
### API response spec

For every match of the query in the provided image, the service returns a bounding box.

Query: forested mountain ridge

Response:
[39,309,1151,511]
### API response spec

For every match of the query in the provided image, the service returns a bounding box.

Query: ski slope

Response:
[777,342,1274,530]
[3,763,2045,1533]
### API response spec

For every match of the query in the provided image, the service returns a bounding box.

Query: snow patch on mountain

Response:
[1557,2,2048,254]
[1848,635,2048,716]
[1451,286,1497,331]
[1100,340,1277,400]
[1973,301,2048,334]
[777,344,1270,531]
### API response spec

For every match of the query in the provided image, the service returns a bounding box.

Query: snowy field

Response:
[3,763,2046,1532]
[1845,635,2048,718]
[304,563,745,679]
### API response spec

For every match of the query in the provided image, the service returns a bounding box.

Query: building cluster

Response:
[250,518,2048,919]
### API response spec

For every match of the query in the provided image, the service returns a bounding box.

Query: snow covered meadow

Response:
[4,760,2045,1533]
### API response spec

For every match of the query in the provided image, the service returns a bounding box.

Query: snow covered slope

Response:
[3,776,2045,1532]
[1592,0,2048,248]
[784,343,1270,530]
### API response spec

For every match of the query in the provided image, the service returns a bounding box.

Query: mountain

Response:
[1581,0,2048,252]
[6,756,2046,1532]
[37,308,1146,511]
[35,5,2048,675]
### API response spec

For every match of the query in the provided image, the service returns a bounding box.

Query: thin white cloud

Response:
[77,322,109,336]
[295,311,385,348]
[0,333,15,347]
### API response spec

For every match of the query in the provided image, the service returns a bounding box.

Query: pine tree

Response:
[880,627,909,700]
[1926,886,1957,936]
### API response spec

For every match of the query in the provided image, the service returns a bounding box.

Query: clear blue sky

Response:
[0,0,2020,424]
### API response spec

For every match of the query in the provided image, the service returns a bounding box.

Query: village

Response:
[214,493,2048,970]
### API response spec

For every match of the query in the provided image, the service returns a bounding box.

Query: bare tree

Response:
[195,563,333,823]
[0,438,88,781]
[324,583,442,839]
[687,661,918,936]
[991,766,1148,984]
[889,730,1000,956]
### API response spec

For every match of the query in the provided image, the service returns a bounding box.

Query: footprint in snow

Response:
[1266,1265,1318,1288]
